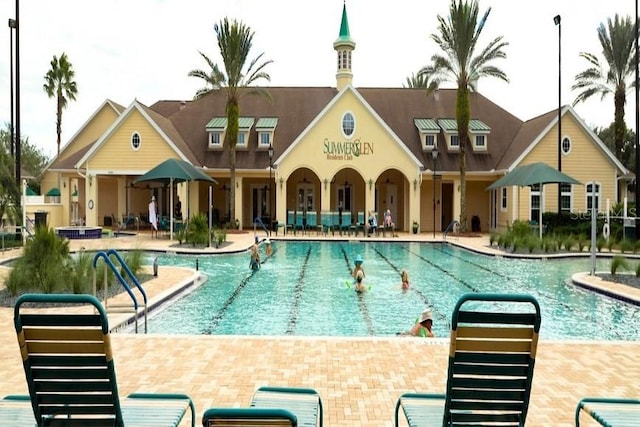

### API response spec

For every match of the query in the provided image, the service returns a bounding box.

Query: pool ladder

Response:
[443,220,460,241]
[92,249,148,333]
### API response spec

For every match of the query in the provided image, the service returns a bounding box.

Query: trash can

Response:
[104,216,112,227]
[471,215,481,232]
[34,211,48,228]
[624,218,635,239]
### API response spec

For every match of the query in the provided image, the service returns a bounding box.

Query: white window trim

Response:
[473,133,488,151]
[500,187,507,212]
[561,136,572,155]
[530,184,542,222]
[423,134,437,150]
[341,111,356,140]
[560,183,573,213]
[208,131,224,150]
[130,132,141,151]
[448,133,460,150]
[257,130,273,148]
[236,131,249,149]
[585,182,601,212]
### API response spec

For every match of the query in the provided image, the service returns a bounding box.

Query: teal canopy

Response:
[486,162,581,239]
[133,158,217,185]
[486,162,580,190]
[45,187,61,197]
[25,187,38,196]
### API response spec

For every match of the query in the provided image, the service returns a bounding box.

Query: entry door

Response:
[337,185,352,213]
[251,185,269,222]
[385,184,397,224]
[441,182,453,231]
[297,184,314,213]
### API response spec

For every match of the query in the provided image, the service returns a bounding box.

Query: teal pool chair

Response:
[320,211,334,236]
[287,211,295,235]
[340,211,352,235]
[0,395,36,426]
[251,387,323,427]
[14,293,195,427]
[294,212,305,235]
[202,407,298,426]
[395,293,541,427]
[306,212,321,235]
[576,397,640,426]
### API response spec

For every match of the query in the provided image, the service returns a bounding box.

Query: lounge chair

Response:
[14,293,195,427]
[0,395,36,426]
[202,407,298,426]
[575,397,640,426]
[251,386,323,427]
[395,293,541,427]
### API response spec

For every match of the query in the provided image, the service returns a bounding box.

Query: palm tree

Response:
[572,14,636,159]
[403,72,429,88]
[43,52,78,158]
[188,17,272,226]
[419,0,508,231]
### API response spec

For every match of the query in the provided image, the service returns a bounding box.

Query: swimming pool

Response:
[145,241,640,340]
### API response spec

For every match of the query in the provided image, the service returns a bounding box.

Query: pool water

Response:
[145,241,640,340]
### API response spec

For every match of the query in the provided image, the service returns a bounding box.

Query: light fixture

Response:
[413,179,417,191]
[369,178,373,190]
[63,181,66,188]
[432,149,439,238]
[324,178,328,190]
[554,14,562,213]
[88,174,93,187]
[279,177,284,189]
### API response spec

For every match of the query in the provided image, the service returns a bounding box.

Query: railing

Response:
[92,250,148,333]
[254,217,270,238]
[443,220,460,241]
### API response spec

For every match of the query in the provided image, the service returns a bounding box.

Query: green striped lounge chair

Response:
[395,293,541,427]
[576,397,640,426]
[250,387,323,427]
[0,395,36,426]
[202,407,298,426]
[14,293,195,427]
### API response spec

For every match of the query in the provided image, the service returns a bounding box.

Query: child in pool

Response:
[265,238,273,256]
[400,270,410,291]
[352,254,365,279]
[249,244,261,271]
[355,270,367,293]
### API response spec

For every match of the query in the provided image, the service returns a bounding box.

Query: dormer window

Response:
[449,134,460,150]
[470,119,491,152]
[209,132,222,148]
[256,117,278,149]
[205,116,255,150]
[414,118,439,151]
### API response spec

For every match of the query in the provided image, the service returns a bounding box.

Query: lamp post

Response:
[432,149,439,238]
[14,0,21,185]
[554,14,562,214]
[635,0,640,238]
[8,19,16,160]
[268,143,274,236]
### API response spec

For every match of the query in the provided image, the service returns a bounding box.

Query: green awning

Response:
[25,187,38,196]
[486,162,581,190]
[45,187,61,197]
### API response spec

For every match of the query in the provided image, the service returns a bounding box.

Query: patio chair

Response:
[306,211,322,235]
[202,407,298,426]
[575,397,640,426]
[0,395,36,426]
[355,211,365,236]
[340,211,352,236]
[14,293,195,427]
[395,293,541,427]
[294,212,305,235]
[287,211,295,235]
[320,211,334,236]
[251,386,323,427]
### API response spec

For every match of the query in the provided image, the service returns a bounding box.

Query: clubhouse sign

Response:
[323,138,373,160]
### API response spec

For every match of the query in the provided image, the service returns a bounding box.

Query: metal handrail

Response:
[443,220,460,241]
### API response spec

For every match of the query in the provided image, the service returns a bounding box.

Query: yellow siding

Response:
[89,109,178,170]
[520,114,616,216]
[279,90,418,182]
[59,105,119,163]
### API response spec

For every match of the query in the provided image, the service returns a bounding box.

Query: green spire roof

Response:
[334,2,355,47]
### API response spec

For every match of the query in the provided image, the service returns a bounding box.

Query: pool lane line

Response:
[372,246,450,329]
[436,245,577,311]
[400,245,481,293]
[285,246,311,335]
[260,247,277,264]
[341,246,375,335]
[203,268,259,335]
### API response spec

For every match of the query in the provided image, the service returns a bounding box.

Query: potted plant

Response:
[412,221,419,234]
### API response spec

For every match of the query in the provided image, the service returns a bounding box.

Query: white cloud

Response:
[0,0,636,159]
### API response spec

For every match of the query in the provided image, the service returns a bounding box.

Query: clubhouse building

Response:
[37,5,629,235]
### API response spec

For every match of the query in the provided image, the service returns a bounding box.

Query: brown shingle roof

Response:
[158,86,528,174]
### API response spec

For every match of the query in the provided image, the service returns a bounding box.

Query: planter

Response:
[412,224,419,234]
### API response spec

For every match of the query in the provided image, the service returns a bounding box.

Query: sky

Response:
[0,0,638,160]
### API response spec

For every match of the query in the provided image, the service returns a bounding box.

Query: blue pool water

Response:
[144,241,640,340]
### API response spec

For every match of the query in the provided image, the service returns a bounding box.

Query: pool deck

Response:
[1,231,639,426]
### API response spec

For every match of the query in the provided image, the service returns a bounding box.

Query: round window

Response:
[561,136,571,155]
[131,132,141,151]
[341,112,355,139]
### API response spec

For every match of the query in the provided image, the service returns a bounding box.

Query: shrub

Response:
[596,237,605,252]
[611,255,630,275]
[187,213,209,246]
[620,239,634,254]
[68,250,93,294]
[5,227,70,295]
